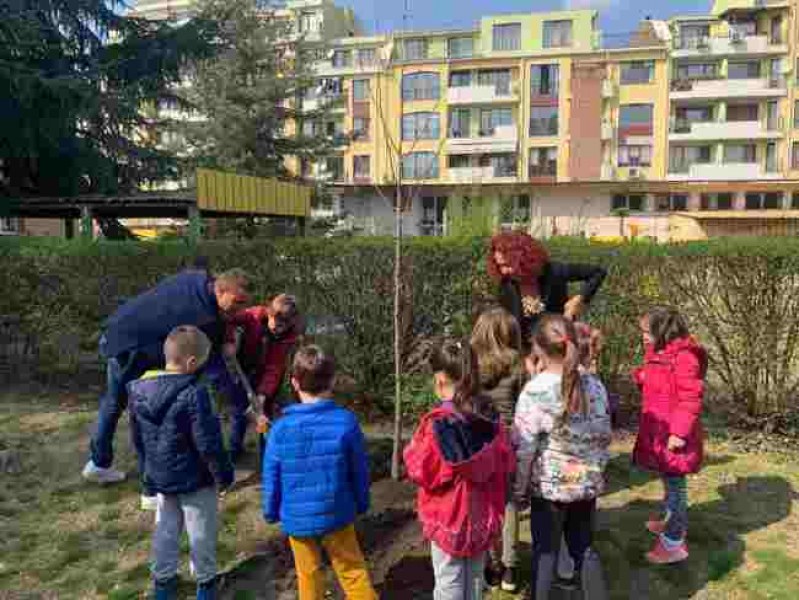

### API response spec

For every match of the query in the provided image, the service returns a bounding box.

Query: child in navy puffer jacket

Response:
[262,345,377,600]
[128,325,234,600]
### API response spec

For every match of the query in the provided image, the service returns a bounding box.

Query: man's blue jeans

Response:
[90,345,152,468]
[203,354,249,460]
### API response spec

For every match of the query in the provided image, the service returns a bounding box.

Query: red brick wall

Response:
[569,61,604,181]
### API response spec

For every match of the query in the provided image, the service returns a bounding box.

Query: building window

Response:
[792,193,799,209]
[543,20,573,48]
[529,147,557,177]
[793,142,799,169]
[716,193,733,210]
[669,145,712,172]
[675,62,719,80]
[403,38,428,60]
[353,155,370,180]
[319,77,343,97]
[357,48,376,67]
[0,217,19,234]
[794,101,799,128]
[477,70,512,96]
[675,106,713,127]
[701,193,733,210]
[621,61,654,85]
[402,72,440,101]
[420,196,447,236]
[352,80,370,101]
[448,36,474,59]
[656,194,688,212]
[402,112,440,140]
[620,104,654,128]
[612,194,645,212]
[730,20,757,38]
[677,24,710,49]
[402,152,439,179]
[325,156,345,181]
[771,16,783,44]
[479,108,513,135]
[449,108,471,138]
[483,153,517,177]
[448,155,471,169]
[493,23,521,52]
[352,117,370,140]
[618,145,652,167]
[745,192,783,210]
[530,106,558,136]
[726,103,758,122]
[450,71,472,87]
[531,64,559,96]
[299,12,318,33]
[728,61,761,80]
[331,50,351,68]
[724,144,757,163]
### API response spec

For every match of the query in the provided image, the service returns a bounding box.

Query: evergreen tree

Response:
[0,0,218,196]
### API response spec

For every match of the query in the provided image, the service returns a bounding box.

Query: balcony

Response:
[669,162,781,181]
[669,120,784,141]
[446,166,518,183]
[670,77,787,100]
[445,125,518,155]
[528,165,557,181]
[601,121,614,141]
[447,84,518,105]
[672,34,788,58]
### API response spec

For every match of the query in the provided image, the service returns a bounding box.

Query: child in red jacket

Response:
[225,294,303,458]
[403,340,513,600]
[633,306,707,565]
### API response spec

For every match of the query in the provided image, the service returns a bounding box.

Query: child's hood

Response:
[128,371,197,425]
[647,336,707,365]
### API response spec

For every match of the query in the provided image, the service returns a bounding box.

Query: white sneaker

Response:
[140,494,158,511]
[81,460,126,484]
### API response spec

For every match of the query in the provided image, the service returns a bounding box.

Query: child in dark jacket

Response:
[262,345,376,600]
[128,325,234,600]
[404,340,514,600]
[470,307,526,593]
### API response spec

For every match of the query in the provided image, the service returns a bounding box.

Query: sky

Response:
[338,0,712,37]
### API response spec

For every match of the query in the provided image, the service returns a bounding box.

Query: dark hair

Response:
[291,345,336,395]
[215,268,250,293]
[430,339,489,415]
[646,306,690,352]
[531,313,587,422]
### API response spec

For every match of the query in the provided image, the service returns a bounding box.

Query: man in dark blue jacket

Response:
[128,325,234,600]
[82,267,249,487]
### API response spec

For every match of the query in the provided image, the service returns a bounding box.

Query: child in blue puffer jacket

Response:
[128,325,234,600]
[262,345,377,600]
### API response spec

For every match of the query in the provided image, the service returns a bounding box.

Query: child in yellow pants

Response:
[262,345,376,599]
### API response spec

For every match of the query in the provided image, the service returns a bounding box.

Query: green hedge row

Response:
[3,235,799,419]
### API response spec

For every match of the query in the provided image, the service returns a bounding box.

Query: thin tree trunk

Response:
[391,175,404,480]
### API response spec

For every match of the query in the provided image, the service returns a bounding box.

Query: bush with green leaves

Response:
[4,236,799,421]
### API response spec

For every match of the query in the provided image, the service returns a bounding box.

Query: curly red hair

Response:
[487,231,550,282]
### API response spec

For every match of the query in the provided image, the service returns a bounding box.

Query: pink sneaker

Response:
[646,516,667,535]
[646,537,688,564]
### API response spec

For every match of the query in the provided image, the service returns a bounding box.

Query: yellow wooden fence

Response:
[196,169,311,217]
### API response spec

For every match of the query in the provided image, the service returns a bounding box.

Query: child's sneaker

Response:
[646,537,689,564]
[501,566,519,593]
[646,515,668,535]
[140,494,158,511]
[484,561,502,588]
[82,460,126,484]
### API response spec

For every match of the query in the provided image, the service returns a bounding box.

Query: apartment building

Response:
[307,0,799,240]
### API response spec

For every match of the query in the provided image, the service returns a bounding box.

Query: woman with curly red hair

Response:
[487,232,607,347]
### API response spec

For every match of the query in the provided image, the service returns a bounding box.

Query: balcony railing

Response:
[529,165,557,178]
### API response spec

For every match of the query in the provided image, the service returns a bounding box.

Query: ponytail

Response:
[430,339,487,416]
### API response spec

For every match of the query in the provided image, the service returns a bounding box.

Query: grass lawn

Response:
[2,389,799,599]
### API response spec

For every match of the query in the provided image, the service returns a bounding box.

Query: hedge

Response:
[3,235,799,420]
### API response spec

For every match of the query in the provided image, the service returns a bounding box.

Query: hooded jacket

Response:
[128,371,234,495]
[632,336,708,476]
[403,407,513,557]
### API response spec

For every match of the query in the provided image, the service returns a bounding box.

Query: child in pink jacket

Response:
[633,306,707,565]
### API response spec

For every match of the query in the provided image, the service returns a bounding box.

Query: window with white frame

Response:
[0,217,19,234]
[479,108,512,136]
[530,64,559,96]
[529,106,558,136]
[621,61,654,85]
[357,48,376,67]
[353,155,371,179]
[529,147,557,177]
[449,108,471,138]
[403,38,428,60]
[728,60,761,80]
[402,152,439,179]
[745,192,783,209]
[299,12,318,34]
[352,117,370,140]
[331,50,351,68]
[402,112,440,140]
[477,70,511,95]
[352,79,370,101]
[724,143,756,163]
[402,73,440,101]
[655,194,688,212]
[448,37,474,59]
[619,104,653,128]
[543,20,573,48]
[450,71,472,87]
[669,145,712,172]
[618,145,652,167]
[611,194,645,211]
[420,196,447,236]
[493,23,521,51]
